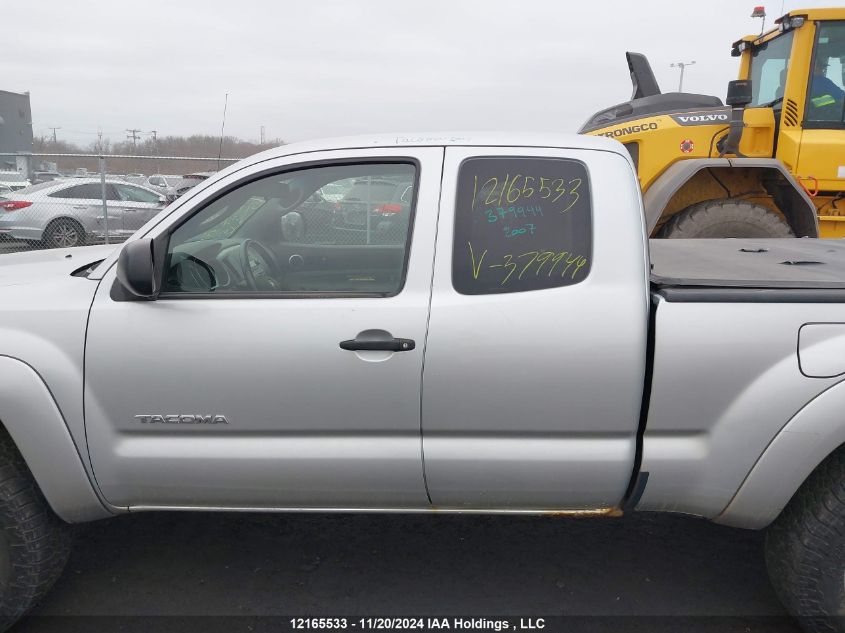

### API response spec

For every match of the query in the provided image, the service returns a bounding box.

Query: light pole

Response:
[670,60,696,92]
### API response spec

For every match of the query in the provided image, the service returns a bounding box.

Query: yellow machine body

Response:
[583,8,845,237]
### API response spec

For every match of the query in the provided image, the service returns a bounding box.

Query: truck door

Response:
[84,147,443,509]
[421,147,649,510]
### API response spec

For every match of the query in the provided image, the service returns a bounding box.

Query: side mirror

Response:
[116,238,157,299]
[720,80,752,158]
[157,195,167,205]
[726,79,752,107]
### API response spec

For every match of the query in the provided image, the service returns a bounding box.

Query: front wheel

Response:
[42,219,86,249]
[766,448,845,632]
[658,200,794,238]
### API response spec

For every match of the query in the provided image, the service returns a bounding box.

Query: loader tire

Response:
[766,448,845,633]
[658,200,794,238]
[0,425,71,631]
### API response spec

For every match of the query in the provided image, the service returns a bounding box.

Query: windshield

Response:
[749,30,795,106]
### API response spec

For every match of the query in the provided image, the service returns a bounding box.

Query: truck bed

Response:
[650,239,845,290]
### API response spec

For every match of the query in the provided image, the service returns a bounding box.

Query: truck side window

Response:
[452,157,592,295]
[162,162,418,296]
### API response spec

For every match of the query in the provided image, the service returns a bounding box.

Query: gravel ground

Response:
[12,511,801,633]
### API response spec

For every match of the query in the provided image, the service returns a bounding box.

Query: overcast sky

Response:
[4,0,843,149]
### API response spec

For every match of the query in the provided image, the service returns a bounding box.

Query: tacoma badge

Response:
[134,414,229,424]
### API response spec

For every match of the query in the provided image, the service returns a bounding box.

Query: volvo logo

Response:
[671,110,731,126]
[134,414,230,424]
[676,114,729,123]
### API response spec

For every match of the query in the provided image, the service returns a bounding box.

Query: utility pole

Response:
[47,127,60,143]
[125,128,142,149]
[148,130,159,173]
[217,92,229,170]
[260,125,266,144]
[670,60,696,92]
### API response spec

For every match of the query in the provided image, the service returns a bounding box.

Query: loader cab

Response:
[736,11,845,196]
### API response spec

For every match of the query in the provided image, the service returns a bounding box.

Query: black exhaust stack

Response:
[627,52,662,99]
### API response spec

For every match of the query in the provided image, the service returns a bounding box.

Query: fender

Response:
[642,157,819,237]
[0,356,112,522]
[716,377,845,529]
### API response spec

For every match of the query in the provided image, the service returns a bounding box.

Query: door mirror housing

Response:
[726,79,752,107]
[116,238,158,299]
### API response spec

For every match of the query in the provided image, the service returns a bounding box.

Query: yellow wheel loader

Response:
[580,7,845,238]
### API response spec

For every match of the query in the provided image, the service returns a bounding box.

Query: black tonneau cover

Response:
[650,239,845,289]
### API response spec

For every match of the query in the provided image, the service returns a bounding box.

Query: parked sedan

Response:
[330,177,414,244]
[0,179,166,248]
[31,171,63,185]
[0,172,31,192]
[144,174,185,199]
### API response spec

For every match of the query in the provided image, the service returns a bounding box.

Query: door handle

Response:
[339,338,415,352]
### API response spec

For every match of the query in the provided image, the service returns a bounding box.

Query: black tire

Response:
[43,219,86,249]
[766,448,845,632]
[658,199,795,238]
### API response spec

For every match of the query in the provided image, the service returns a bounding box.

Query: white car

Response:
[0,171,31,192]
[0,178,166,247]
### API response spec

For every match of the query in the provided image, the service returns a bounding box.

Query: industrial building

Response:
[0,90,33,171]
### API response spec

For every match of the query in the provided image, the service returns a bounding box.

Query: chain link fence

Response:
[0,153,416,254]
[0,153,238,253]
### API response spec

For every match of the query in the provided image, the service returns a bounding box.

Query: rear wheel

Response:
[43,219,86,249]
[0,426,71,630]
[766,448,845,632]
[658,199,794,238]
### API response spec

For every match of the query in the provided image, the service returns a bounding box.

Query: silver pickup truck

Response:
[1,133,844,631]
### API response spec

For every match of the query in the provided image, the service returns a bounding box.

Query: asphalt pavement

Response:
[13,511,801,633]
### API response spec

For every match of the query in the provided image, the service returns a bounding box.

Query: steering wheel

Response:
[240,239,282,291]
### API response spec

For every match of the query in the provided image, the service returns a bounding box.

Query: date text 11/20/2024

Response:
[289,618,547,630]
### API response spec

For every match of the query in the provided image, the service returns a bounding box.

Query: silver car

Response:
[0,178,166,248]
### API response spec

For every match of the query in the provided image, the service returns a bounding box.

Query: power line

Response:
[47,127,61,143]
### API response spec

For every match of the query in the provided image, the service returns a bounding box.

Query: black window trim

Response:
[450,154,595,296]
[154,156,423,301]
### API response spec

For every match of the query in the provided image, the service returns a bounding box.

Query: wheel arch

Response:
[0,356,112,523]
[44,215,86,233]
[716,377,845,529]
[643,158,819,238]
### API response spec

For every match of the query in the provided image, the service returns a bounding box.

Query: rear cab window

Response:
[451,157,592,295]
